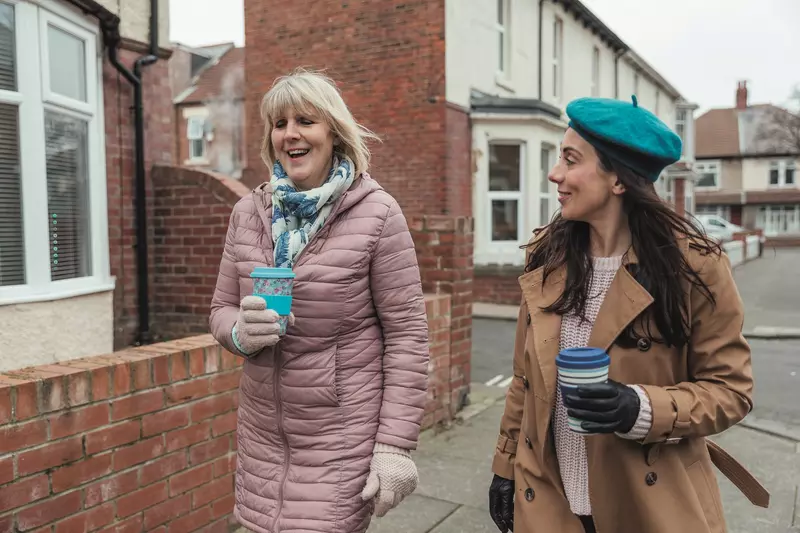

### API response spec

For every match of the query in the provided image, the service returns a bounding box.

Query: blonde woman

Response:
[209,69,429,533]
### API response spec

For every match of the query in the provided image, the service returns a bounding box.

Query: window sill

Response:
[184,158,210,166]
[0,277,116,306]
[495,73,515,93]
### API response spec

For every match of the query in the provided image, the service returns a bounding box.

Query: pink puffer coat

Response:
[209,174,429,533]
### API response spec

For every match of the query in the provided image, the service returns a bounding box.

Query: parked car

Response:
[694,214,744,242]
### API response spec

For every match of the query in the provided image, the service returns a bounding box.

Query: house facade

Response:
[694,81,800,241]
[0,0,173,371]
[445,0,697,303]
[170,43,247,178]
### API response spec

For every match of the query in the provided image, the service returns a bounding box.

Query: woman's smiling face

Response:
[270,107,335,190]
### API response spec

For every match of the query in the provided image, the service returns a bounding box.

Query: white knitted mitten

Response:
[360,443,418,517]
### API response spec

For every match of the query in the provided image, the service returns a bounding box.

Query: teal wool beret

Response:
[566,95,682,183]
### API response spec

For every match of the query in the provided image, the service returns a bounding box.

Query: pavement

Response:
[367,384,800,533]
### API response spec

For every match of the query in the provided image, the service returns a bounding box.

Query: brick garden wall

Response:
[0,337,240,533]
[150,166,250,342]
[473,266,523,306]
[0,297,451,532]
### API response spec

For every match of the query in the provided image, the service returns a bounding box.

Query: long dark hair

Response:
[525,151,721,349]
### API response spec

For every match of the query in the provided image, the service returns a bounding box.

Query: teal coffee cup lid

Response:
[250,267,296,279]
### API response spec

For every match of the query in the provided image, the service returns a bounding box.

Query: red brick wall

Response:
[673,178,686,216]
[243,0,447,217]
[0,298,451,532]
[104,47,174,349]
[474,266,523,305]
[409,216,473,413]
[0,336,240,533]
[150,166,250,342]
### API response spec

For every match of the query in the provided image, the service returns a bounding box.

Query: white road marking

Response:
[498,376,514,388]
[485,374,505,386]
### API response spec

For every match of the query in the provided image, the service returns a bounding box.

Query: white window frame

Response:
[486,141,526,257]
[539,144,556,226]
[552,17,563,101]
[590,46,600,97]
[495,0,510,78]
[694,160,721,190]
[675,109,687,159]
[0,0,111,305]
[768,160,797,188]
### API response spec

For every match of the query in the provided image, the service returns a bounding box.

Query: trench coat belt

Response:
[706,439,770,508]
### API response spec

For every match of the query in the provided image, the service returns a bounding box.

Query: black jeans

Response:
[578,515,596,533]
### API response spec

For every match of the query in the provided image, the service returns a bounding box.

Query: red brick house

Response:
[170,43,247,178]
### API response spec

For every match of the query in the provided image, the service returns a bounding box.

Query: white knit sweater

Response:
[553,255,653,516]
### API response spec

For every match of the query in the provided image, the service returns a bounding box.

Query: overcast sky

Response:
[169,0,799,112]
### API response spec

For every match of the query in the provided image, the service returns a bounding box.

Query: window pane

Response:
[540,147,551,193]
[190,139,205,159]
[0,102,23,286]
[539,198,550,226]
[769,168,779,185]
[0,3,15,91]
[491,199,518,241]
[48,24,87,102]
[45,111,92,281]
[498,32,504,72]
[497,0,504,25]
[696,173,716,187]
[489,144,520,191]
[786,165,795,185]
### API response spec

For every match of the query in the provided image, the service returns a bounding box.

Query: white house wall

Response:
[445,0,539,109]
[0,291,113,372]
[95,0,170,46]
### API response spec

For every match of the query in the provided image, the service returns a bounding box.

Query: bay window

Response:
[0,0,110,303]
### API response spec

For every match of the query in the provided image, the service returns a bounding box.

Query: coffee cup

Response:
[555,347,611,434]
[250,267,296,335]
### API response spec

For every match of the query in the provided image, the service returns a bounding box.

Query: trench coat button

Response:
[524,488,535,501]
[523,377,529,390]
[637,337,652,351]
[645,472,658,486]
[525,437,532,449]
[526,313,531,325]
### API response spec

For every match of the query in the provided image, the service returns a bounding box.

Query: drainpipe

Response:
[65,0,160,345]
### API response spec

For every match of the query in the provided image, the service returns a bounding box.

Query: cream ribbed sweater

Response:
[553,255,653,516]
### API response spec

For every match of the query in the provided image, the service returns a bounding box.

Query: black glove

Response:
[489,474,514,532]
[563,379,640,434]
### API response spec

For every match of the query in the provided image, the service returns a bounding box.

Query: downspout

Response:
[538,0,545,100]
[66,0,160,345]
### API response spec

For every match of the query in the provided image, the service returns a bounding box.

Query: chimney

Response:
[736,81,748,110]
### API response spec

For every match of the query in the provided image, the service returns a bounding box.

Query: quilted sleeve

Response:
[209,205,247,356]
[370,199,430,451]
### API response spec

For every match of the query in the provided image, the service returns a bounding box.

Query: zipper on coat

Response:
[272,345,290,533]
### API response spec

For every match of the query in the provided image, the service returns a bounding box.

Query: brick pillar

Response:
[673,177,686,216]
[409,216,474,415]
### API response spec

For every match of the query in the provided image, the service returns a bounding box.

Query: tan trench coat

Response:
[492,236,770,533]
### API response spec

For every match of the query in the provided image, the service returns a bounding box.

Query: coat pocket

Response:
[686,459,726,533]
[282,343,340,408]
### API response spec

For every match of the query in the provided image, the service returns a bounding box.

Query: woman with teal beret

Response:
[488,96,768,533]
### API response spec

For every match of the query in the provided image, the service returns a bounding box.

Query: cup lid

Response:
[556,347,609,362]
[250,267,296,279]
